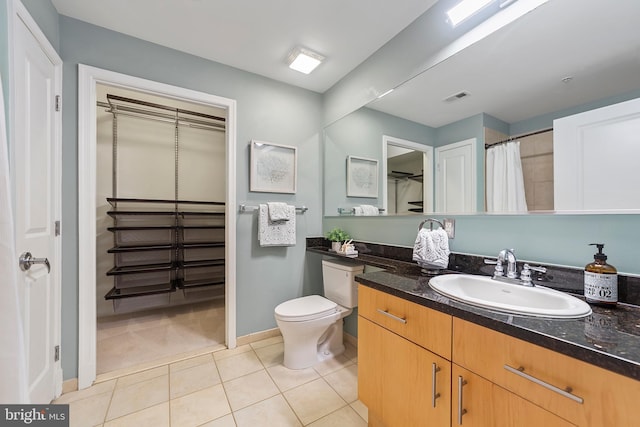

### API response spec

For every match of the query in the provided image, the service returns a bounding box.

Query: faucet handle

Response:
[525,264,547,273]
[521,264,547,286]
[484,258,504,276]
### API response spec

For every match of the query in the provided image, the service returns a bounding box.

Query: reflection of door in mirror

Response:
[435,138,477,213]
[382,136,433,215]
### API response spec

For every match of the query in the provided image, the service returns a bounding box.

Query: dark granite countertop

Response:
[307,241,640,381]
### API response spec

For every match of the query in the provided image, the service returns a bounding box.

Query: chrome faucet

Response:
[484,249,547,286]
[497,248,518,279]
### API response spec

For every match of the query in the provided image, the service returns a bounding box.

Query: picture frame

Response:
[250,140,297,193]
[347,155,379,198]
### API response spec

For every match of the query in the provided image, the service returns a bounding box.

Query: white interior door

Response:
[435,138,477,213]
[554,97,640,211]
[12,4,62,403]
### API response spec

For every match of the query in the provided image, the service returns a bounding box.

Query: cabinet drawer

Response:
[358,285,452,359]
[452,364,575,427]
[453,318,640,426]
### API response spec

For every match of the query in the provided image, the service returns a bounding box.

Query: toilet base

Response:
[279,307,352,370]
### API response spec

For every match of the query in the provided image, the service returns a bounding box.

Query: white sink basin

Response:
[429,274,592,319]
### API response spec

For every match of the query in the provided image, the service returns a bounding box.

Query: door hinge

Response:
[55,95,61,112]
[55,220,61,236]
[54,345,60,362]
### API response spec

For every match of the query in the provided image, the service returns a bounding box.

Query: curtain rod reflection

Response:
[484,128,553,149]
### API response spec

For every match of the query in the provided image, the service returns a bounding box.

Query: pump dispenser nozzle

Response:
[589,243,607,261]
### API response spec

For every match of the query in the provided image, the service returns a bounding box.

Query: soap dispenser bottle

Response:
[584,243,618,306]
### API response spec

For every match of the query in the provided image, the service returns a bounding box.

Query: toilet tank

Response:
[322,259,365,308]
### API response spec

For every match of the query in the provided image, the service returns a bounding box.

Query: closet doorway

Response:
[78,65,237,389]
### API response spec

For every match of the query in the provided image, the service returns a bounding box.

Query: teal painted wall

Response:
[58,16,324,380]
[323,107,435,216]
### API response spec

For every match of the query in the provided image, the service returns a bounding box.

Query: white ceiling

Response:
[50,0,438,93]
[369,0,640,127]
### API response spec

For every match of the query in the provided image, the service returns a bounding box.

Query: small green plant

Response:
[325,228,351,242]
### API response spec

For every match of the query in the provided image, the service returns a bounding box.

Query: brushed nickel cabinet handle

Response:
[376,308,407,324]
[457,375,468,425]
[504,364,584,404]
[432,363,441,407]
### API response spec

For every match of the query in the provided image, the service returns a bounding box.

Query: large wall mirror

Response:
[323,0,640,217]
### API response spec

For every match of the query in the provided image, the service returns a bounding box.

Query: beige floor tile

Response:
[170,359,221,398]
[115,365,168,389]
[313,354,353,377]
[68,391,112,427]
[250,335,283,349]
[106,375,168,421]
[97,303,224,375]
[216,351,263,381]
[223,370,280,411]
[54,379,116,404]
[267,364,320,392]
[308,405,367,427]
[254,342,284,368]
[199,413,237,427]
[233,395,302,427]
[170,384,231,426]
[350,400,368,423]
[283,378,347,425]
[213,344,252,361]
[170,353,215,373]
[103,402,169,427]
[324,365,358,403]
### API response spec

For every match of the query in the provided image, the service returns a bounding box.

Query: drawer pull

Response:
[457,375,468,425]
[432,363,441,407]
[504,364,584,404]
[376,308,407,324]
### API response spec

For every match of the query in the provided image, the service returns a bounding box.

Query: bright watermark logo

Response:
[1,405,68,426]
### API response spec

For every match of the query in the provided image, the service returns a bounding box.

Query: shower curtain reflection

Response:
[486,141,528,212]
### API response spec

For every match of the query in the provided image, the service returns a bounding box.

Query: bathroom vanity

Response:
[306,240,640,427]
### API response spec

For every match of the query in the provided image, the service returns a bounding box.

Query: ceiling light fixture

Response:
[447,0,495,26]
[287,47,325,74]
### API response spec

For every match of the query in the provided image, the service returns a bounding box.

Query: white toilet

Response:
[274,259,364,369]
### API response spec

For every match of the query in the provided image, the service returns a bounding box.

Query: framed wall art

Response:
[250,140,297,193]
[347,155,378,198]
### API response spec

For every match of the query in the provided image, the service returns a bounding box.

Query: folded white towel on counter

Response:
[412,228,450,269]
[258,204,296,247]
[267,202,292,221]
[353,206,364,216]
[359,205,379,216]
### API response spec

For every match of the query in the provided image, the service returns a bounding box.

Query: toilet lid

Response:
[275,295,338,321]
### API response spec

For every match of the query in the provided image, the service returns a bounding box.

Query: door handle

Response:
[19,252,50,273]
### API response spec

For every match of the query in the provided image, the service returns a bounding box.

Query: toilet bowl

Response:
[274,259,364,370]
[275,295,352,369]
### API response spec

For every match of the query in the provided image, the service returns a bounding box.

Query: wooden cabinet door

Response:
[359,316,450,427]
[452,364,575,427]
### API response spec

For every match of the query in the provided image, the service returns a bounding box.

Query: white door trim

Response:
[381,135,434,214]
[77,65,237,389]
[9,0,63,399]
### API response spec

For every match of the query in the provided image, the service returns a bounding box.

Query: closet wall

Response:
[96,84,227,318]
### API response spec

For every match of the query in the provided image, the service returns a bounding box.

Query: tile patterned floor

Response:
[55,337,367,427]
[97,299,226,375]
